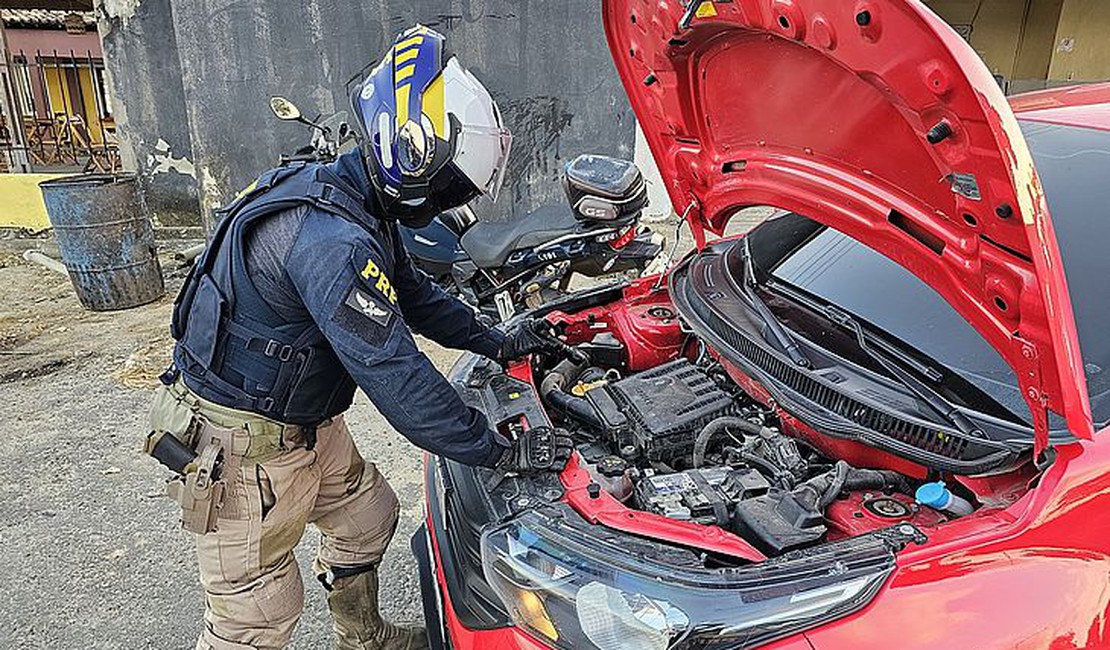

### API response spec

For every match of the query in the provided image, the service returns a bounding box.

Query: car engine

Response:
[538,352,951,556]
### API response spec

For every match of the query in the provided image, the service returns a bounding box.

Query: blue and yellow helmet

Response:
[352,25,512,226]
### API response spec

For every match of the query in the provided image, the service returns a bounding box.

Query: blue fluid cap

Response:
[915,481,951,509]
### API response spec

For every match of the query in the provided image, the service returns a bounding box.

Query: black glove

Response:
[499,317,587,365]
[497,426,574,474]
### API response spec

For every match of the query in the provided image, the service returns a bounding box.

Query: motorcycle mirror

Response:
[269,96,303,122]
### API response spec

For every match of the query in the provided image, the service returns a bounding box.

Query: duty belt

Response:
[167,378,321,463]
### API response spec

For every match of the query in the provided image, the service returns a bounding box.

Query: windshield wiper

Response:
[740,238,811,368]
[821,304,985,439]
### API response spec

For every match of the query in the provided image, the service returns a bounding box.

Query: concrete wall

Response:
[1048,0,1110,82]
[161,0,633,230]
[96,0,200,233]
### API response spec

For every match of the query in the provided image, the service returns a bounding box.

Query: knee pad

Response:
[316,561,379,592]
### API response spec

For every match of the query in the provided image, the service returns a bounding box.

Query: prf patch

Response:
[344,287,393,328]
[334,285,394,347]
[360,258,398,304]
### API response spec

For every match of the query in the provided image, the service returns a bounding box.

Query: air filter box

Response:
[589,359,738,464]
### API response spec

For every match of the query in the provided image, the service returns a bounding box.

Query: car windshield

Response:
[747,118,1110,429]
[1022,119,1110,427]
[762,218,1034,424]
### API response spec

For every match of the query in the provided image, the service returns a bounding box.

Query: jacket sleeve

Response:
[285,225,509,467]
[387,224,505,359]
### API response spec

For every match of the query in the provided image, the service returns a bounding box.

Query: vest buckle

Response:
[313,183,336,206]
[263,339,295,362]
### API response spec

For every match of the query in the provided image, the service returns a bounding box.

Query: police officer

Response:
[148,26,574,650]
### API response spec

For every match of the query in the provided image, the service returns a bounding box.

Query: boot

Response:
[327,567,430,650]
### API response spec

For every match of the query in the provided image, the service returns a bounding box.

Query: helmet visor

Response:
[441,56,513,203]
[454,121,512,202]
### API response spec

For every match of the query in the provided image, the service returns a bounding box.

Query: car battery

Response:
[634,467,770,526]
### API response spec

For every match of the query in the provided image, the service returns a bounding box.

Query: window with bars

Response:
[10,56,35,117]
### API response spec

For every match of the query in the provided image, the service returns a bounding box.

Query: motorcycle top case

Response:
[563,154,648,224]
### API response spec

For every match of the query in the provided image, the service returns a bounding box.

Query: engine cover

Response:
[591,359,739,464]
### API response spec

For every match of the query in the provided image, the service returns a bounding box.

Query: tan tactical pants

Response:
[191,413,400,650]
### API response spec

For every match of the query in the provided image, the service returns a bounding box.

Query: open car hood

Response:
[601,0,1094,447]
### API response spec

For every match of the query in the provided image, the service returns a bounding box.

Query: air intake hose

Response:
[692,416,772,469]
[540,359,608,430]
[794,460,912,510]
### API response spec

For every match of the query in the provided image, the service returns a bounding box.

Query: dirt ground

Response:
[0,208,769,648]
[0,250,447,648]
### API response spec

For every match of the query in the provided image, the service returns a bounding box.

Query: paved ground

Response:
[0,207,770,648]
[0,252,444,648]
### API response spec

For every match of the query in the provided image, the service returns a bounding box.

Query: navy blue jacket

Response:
[172,151,508,467]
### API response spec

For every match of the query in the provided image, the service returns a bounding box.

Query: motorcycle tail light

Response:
[609,225,639,250]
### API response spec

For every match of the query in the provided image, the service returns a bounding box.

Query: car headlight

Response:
[482,508,897,649]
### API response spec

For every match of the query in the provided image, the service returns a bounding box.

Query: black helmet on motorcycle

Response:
[351,25,513,228]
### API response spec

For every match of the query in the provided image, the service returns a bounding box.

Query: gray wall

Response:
[97,0,200,233]
[101,0,634,232]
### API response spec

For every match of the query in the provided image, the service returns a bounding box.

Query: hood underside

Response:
[602,0,1094,445]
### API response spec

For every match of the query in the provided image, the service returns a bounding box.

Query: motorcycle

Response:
[269,96,351,165]
[269,96,665,321]
[398,154,665,321]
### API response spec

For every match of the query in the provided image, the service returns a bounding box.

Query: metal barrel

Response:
[39,173,165,311]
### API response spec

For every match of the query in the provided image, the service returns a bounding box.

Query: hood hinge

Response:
[679,0,708,30]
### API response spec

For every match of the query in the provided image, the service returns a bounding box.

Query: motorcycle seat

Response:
[460,204,581,268]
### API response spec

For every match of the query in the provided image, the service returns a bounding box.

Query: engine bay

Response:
[539,351,955,556]
[490,279,1027,561]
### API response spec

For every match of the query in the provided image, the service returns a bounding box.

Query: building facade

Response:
[0,7,115,173]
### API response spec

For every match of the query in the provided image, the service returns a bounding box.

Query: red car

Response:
[412,1,1110,648]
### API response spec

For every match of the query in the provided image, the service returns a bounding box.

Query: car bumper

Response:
[414,510,816,650]
[412,518,550,650]
[410,523,449,650]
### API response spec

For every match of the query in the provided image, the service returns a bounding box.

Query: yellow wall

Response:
[925,0,1067,87]
[1049,0,1110,82]
[927,0,1110,87]
[1014,0,1066,81]
[926,0,1027,78]
[41,66,108,144]
[0,173,66,231]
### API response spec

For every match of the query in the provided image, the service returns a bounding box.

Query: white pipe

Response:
[22,250,69,276]
[175,243,206,266]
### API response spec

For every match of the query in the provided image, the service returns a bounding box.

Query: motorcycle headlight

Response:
[482,509,897,649]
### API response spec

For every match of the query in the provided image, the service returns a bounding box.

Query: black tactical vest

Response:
[170,162,377,425]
